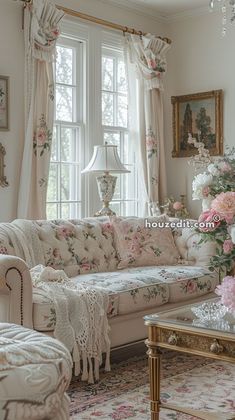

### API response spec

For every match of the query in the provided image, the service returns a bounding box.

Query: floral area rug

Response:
[68,351,235,419]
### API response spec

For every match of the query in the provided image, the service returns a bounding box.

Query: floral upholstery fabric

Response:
[0,323,72,420]
[111,216,180,269]
[33,265,217,332]
[33,219,118,276]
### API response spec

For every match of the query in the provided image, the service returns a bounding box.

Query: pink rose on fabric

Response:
[211,191,235,224]
[223,239,234,254]
[173,201,183,211]
[148,58,157,69]
[101,222,113,235]
[53,248,61,258]
[37,129,47,145]
[80,262,91,271]
[0,246,8,255]
[56,226,74,239]
[216,276,235,311]
[198,209,221,232]
[187,280,197,293]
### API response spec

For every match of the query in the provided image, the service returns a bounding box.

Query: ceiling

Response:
[126,0,208,16]
[104,0,213,19]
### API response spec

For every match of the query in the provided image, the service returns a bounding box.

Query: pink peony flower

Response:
[215,276,235,312]
[223,239,234,254]
[198,209,221,232]
[218,161,232,173]
[173,201,183,211]
[211,191,235,224]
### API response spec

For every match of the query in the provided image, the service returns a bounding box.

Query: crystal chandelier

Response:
[210,0,235,35]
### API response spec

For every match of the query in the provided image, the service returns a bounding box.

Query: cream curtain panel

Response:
[18,0,64,219]
[124,35,171,216]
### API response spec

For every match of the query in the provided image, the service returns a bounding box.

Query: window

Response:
[102,47,138,216]
[47,38,84,219]
[47,23,138,219]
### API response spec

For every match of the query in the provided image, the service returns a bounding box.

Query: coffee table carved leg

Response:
[146,339,162,420]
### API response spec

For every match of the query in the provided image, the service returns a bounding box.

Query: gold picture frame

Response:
[171,90,223,158]
[0,143,9,187]
[0,76,9,131]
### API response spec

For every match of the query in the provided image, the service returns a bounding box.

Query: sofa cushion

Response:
[33,219,119,275]
[32,265,217,332]
[111,216,180,269]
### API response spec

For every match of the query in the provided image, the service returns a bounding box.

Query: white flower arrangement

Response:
[192,172,213,200]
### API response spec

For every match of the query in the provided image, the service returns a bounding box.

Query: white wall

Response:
[165,12,235,218]
[0,0,24,222]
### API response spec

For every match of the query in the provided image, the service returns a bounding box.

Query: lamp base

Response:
[94,173,117,217]
[94,201,116,217]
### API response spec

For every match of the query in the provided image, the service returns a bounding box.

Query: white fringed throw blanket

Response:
[30,266,111,384]
[2,220,111,383]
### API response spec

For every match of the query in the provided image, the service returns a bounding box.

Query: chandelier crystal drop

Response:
[210,0,235,35]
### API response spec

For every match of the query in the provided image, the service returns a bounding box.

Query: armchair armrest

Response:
[0,255,33,328]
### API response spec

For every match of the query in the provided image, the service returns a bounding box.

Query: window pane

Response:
[61,164,79,201]
[47,163,58,201]
[104,131,120,154]
[110,201,120,215]
[61,202,81,219]
[56,46,73,85]
[102,57,114,91]
[56,86,73,122]
[51,126,59,161]
[117,95,128,127]
[113,175,121,200]
[102,93,114,125]
[123,132,129,163]
[47,203,58,220]
[61,127,77,162]
[117,59,127,93]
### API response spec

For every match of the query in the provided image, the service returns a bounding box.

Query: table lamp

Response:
[82,142,130,216]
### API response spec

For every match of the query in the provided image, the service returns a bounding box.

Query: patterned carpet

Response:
[68,351,235,419]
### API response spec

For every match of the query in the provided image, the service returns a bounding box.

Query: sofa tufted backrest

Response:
[32,218,118,276]
[0,217,216,273]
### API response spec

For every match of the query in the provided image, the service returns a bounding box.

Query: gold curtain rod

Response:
[57,6,172,44]
[19,1,171,44]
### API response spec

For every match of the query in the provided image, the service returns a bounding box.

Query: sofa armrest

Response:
[174,227,217,267]
[0,255,33,328]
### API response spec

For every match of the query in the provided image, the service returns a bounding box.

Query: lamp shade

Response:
[81,144,130,173]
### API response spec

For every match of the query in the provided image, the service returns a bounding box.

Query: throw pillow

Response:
[111,215,180,269]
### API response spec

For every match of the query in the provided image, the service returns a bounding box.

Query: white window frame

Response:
[47,18,138,219]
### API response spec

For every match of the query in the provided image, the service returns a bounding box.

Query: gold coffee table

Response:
[144,299,235,420]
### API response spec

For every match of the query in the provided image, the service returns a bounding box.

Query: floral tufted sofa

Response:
[0,217,218,348]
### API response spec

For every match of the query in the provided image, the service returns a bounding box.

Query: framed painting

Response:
[171,90,223,157]
[0,76,9,131]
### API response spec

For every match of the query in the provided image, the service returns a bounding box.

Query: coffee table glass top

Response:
[144,298,235,336]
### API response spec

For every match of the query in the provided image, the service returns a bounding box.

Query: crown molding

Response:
[95,0,166,23]
[165,6,214,23]
[95,0,215,24]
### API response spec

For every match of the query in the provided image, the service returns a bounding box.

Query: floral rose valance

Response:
[25,0,64,61]
[125,34,171,91]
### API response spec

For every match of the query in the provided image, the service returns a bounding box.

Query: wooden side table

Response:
[144,299,235,420]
